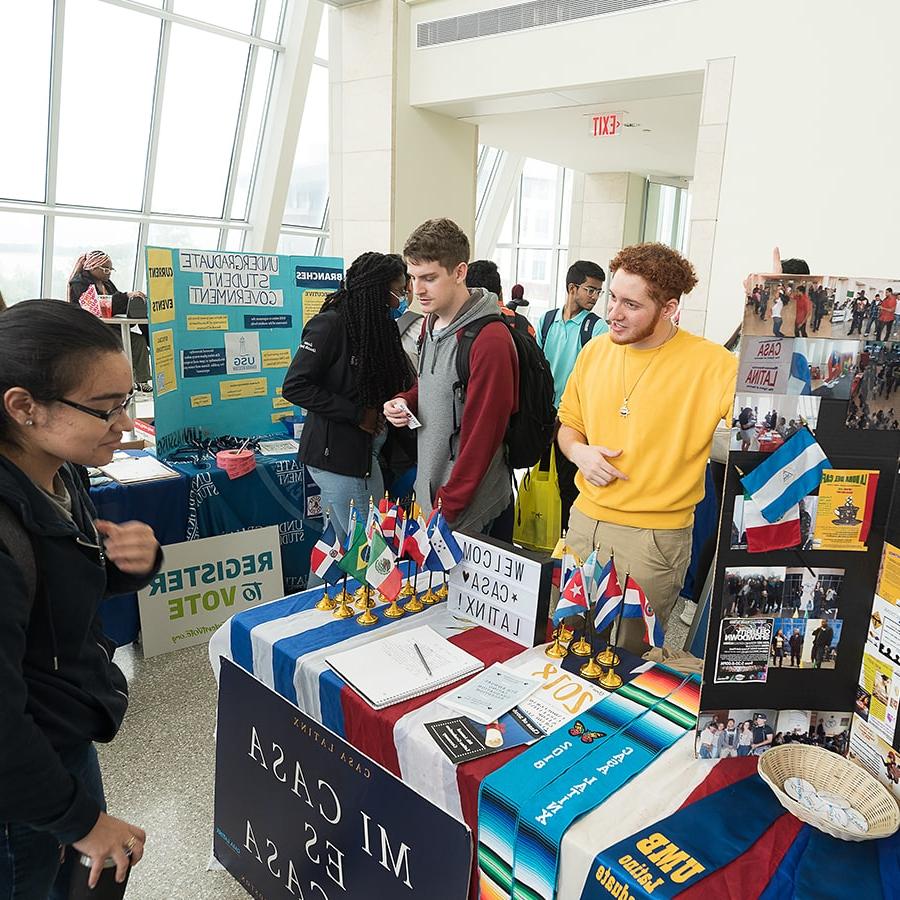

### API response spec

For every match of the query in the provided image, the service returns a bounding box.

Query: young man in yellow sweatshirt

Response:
[558,243,737,654]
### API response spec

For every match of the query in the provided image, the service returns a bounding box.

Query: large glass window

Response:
[491,155,573,324]
[0,213,44,301]
[642,179,690,253]
[0,1,53,202]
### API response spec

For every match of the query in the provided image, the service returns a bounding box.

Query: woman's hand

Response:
[383,399,410,428]
[95,520,159,574]
[127,290,146,300]
[72,811,146,887]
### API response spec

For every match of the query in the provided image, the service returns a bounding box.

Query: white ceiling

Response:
[429,72,704,177]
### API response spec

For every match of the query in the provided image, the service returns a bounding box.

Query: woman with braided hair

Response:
[283,251,413,534]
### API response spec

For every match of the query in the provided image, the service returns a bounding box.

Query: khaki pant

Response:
[565,505,693,656]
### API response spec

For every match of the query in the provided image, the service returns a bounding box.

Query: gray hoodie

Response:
[412,288,515,533]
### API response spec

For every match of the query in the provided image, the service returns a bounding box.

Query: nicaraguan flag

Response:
[593,558,623,632]
[426,511,463,571]
[552,567,589,625]
[582,549,598,601]
[788,351,812,395]
[740,428,831,523]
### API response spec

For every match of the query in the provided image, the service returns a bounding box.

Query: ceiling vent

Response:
[417,0,682,48]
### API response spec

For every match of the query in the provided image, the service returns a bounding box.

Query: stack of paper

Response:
[99,453,180,484]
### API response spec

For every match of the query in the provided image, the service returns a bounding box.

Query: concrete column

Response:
[330,0,477,264]
[681,56,735,336]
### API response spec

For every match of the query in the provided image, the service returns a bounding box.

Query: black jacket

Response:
[0,457,161,842]
[67,272,128,315]
[282,306,373,478]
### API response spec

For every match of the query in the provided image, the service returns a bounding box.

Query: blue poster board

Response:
[146,247,343,457]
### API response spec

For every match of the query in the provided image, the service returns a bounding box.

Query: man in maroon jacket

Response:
[384,218,518,534]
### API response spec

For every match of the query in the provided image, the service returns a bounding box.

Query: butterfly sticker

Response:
[569,720,606,744]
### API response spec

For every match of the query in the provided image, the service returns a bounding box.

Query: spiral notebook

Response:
[325,625,484,710]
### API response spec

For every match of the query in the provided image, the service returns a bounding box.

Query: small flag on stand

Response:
[740,428,830,523]
[621,575,664,648]
[743,494,801,553]
[339,518,369,582]
[593,558,623,632]
[426,510,463,571]
[582,549,598,600]
[310,517,345,583]
[365,524,402,600]
[381,502,399,549]
[402,513,432,567]
[553,567,589,625]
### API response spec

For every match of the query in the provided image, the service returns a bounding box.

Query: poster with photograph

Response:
[731,394,821,452]
[867,594,900,664]
[831,278,899,340]
[878,543,900,604]
[771,618,807,669]
[849,715,900,802]
[781,566,844,618]
[714,618,773,684]
[737,336,794,394]
[799,619,843,670]
[791,338,861,399]
[812,469,879,551]
[742,276,833,339]
[860,651,900,743]
[722,566,785,618]
[731,493,817,550]
[845,342,899,430]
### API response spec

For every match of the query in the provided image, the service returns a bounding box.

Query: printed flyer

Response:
[812,469,879,550]
[714,618,773,684]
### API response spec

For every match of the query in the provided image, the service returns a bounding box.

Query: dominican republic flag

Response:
[365,525,402,600]
[621,575,665,647]
[552,567,589,625]
[788,350,812,394]
[740,428,830,524]
[593,558,623,632]
[743,493,800,553]
[339,519,368,582]
[426,511,463,571]
[401,514,431,567]
[310,518,345,583]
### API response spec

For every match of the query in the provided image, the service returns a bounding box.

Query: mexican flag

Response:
[365,525,402,600]
[744,493,800,553]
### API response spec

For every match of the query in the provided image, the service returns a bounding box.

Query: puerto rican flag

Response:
[553,567,589,625]
[401,514,432,567]
[309,518,344,583]
[621,575,665,648]
[593,558,623,632]
[380,502,399,548]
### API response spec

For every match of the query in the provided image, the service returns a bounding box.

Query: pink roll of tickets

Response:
[216,448,256,480]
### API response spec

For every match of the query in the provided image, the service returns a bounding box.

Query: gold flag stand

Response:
[315,585,336,612]
[545,625,568,659]
[357,586,378,626]
[332,576,354,619]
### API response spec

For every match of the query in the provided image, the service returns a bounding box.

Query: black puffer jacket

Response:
[0,457,161,842]
[282,305,373,478]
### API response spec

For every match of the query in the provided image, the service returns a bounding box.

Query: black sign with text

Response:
[214,659,472,899]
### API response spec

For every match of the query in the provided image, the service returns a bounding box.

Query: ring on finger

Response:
[124,835,136,854]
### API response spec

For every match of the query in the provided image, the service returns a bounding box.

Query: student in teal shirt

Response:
[536,260,608,529]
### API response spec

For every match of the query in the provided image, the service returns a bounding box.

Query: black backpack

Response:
[540,308,600,348]
[453,315,557,469]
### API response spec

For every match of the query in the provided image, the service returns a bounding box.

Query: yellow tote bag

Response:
[513,446,562,552]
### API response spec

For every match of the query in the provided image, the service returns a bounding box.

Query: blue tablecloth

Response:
[93,451,323,646]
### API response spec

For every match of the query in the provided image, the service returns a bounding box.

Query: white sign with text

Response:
[138,526,283,657]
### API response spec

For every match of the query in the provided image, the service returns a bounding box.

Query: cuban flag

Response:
[621,575,664,648]
[310,519,345,584]
[401,514,431,567]
[553,567,589,625]
[788,351,812,395]
[426,511,463,571]
[740,428,830,523]
[593,557,623,632]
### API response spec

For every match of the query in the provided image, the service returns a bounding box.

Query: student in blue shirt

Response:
[537,260,608,529]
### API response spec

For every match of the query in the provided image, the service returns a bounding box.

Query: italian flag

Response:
[744,494,800,553]
[365,525,402,600]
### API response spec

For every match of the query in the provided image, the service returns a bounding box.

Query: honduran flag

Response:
[788,350,813,395]
[426,511,463,571]
[310,518,345,584]
[743,493,801,553]
[593,557,623,632]
[621,575,665,648]
[740,428,830,524]
[552,567,589,625]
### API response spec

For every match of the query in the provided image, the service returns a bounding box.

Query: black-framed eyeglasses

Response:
[56,391,135,422]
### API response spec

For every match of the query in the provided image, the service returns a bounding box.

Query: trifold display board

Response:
[145,247,343,457]
[698,271,899,765]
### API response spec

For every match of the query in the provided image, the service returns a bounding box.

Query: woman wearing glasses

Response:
[0,300,159,896]
[67,250,151,392]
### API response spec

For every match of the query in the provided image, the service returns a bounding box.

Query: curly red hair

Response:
[610,243,697,306]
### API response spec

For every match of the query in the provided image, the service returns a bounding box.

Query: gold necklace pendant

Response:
[619,402,629,417]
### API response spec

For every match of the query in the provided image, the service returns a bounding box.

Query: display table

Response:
[93,450,323,645]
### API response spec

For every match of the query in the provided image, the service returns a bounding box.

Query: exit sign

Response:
[591,113,621,137]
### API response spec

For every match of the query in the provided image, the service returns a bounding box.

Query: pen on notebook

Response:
[413,642,432,677]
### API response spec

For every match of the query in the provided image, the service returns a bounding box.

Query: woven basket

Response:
[758,744,899,841]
